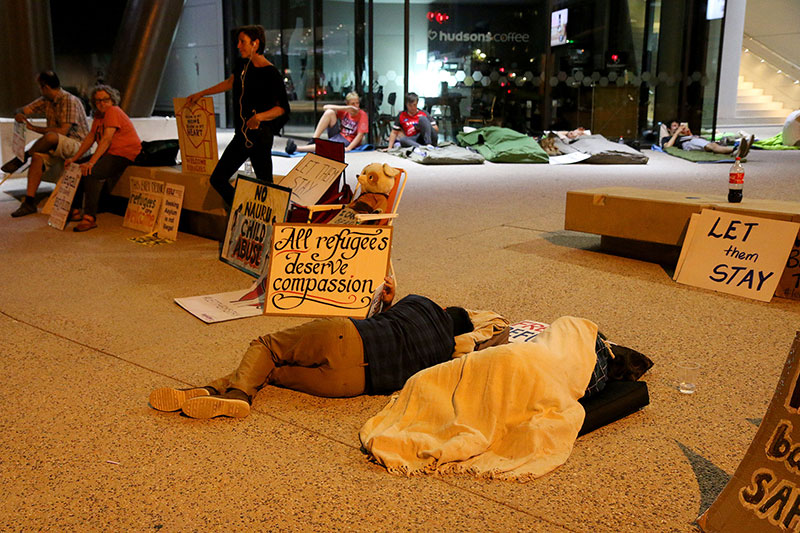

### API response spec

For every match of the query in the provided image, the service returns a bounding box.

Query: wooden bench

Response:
[565,187,800,263]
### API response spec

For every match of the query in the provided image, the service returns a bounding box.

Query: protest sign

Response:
[13,121,25,161]
[153,183,185,241]
[123,177,164,232]
[220,175,292,278]
[698,333,800,532]
[776,232,800,301]
[674,209,799,302]
[264,223,393,318]
[173,97,219,174]
[275,153,347,207]
[509,320,550,343]
[175,272,267,323]
[47,165,81,230]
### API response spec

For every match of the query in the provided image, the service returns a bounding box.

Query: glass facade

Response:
[216,0,727,143]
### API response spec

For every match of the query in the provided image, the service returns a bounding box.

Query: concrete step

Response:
[735,109,788,119]
[718,116,785,126]
[736,101,785,111]
[737,86,764,97]
[736,93,774,104]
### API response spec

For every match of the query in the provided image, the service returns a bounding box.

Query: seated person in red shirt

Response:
[387,92,438,149]
[287,91,368,154]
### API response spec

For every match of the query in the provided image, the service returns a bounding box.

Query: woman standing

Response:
[66,85,141,232]
[187,25,290,206]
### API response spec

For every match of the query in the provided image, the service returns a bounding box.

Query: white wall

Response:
[717,0,746,120]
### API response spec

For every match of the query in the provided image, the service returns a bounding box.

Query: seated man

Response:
[387,92,438,149]
[661,119,752,158]
[6,70,89,217]
[149,277,477,418]
[286,91,368,154]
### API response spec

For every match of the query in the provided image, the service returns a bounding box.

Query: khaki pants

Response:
[208,318,366,398]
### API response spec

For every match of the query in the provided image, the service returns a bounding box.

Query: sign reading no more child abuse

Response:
[264,223,393,318]
[674,209,800,302]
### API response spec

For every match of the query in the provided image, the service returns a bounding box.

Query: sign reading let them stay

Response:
[264,223,393,318]
[674,209,799,302]
[173,97,219,175]
[220,175,292,278]
[698,333,800,532]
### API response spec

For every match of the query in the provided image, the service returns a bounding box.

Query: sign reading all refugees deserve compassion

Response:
[674,209,799,302]
[698,333,800,532]
[220,175,292,278]
[173,97,219,174]
[264,224,393,318]
[47,165,81,230]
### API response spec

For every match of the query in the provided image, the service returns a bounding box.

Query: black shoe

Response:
[285,139,297,154]
[181,388,251,419]
[1,156,27,174]
[11,200,37,218]
[148,386,216,412]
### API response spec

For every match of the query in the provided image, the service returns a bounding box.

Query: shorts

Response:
[39,135,83,182]
[682,136,710,151]
[326,121,355,146]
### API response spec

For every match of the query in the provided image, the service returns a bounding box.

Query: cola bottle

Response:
[728,157,744,203]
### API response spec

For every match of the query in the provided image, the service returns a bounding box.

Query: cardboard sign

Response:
[674,209,799,302]
[173,97,219,174]
[123,177,164,232]
[175,272,267,323]
[13,121,25,161]
[697,333,800,532]
[509,320,550,343]
[264,223,393,318]
[220,175,292,278]
[776,232,800,301]
[46,166,81,230]
[275,153,347,207]
[153,183,185,241]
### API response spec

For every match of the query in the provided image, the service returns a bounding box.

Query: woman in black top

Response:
[187,25,290,206]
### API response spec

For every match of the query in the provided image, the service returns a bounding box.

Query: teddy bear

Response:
[329,162,400,225]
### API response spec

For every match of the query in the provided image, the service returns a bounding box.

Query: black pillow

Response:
[606,343,654,381]
[134,139,180,167]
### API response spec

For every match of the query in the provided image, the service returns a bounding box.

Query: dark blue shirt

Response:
[351,294,454,394]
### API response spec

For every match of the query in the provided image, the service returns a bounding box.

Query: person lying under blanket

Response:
[359,316,620,481]
[149,277,508,418]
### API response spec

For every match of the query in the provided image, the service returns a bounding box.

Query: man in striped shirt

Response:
[8,71,89,217]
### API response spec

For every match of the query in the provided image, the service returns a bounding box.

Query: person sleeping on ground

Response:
[662,119,753,158]
[149,276,506,418]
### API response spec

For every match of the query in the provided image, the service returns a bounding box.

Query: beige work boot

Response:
[148,386,216,412]
[181,388,251,419]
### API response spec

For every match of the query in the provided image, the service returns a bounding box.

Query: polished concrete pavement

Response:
[1,140,799,531]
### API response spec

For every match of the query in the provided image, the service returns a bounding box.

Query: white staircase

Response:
[732,76,789,126]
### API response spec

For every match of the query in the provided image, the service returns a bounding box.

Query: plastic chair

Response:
[306,166,407,226]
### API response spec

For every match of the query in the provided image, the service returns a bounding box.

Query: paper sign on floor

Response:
[174,271,268,323]
[674,209,799,302]
[173,97,218,174]
[264,223,392,318]
[47,165,81,230]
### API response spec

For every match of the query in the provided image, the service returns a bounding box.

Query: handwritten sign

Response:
[175,272,267,323]
[13,121,25,161]
[508,320,550,343]
[264,223,393,318]
[47,165,81,230]
[674,209,799,302]
[173,97,219,174]
[698,333,800,532]
[220,175,291,278]
[275,153,347,207]
[123,177,164,232]
[776,232,800,300]
[153,183,185,241]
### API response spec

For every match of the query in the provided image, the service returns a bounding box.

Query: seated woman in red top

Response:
[287,91,368,154]
[65,85,141,232]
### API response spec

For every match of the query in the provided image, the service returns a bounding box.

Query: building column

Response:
[717,0,747,122]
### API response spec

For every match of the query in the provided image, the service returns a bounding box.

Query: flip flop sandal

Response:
[73,215,97,232]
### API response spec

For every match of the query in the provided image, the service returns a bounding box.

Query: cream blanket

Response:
[359,316,598,481]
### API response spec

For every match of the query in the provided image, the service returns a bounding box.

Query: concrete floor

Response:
[1,139,800,531]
